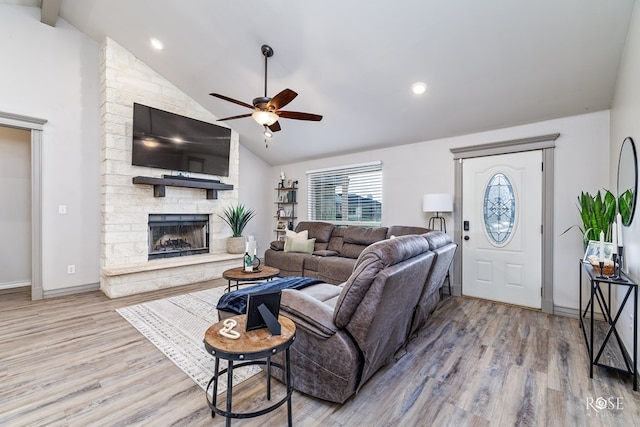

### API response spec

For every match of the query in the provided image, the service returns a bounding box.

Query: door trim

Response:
[450,133,559,314]
[0,111,47,300]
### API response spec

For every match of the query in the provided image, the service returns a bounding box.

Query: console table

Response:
[579,260,637,391]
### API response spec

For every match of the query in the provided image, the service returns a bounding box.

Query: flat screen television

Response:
[132,103,231,177]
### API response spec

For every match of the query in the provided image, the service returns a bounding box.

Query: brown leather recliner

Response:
[272,234,436,403]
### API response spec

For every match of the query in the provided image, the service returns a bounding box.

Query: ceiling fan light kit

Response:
[210,44,322,138]
[252,110,279,126]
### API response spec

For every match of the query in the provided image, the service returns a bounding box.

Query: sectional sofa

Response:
[264,221,432,284]
[262,231,457,403]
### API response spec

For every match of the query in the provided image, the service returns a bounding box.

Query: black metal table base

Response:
[205,350,293,426]
[226,277,275,293]
[579,260,637,391]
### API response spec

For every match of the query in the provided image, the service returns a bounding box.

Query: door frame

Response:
[0,111,47,300]
[450,133,559,314]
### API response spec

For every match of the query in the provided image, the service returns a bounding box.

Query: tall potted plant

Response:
[219,204,256,254]
[562,189,616,245]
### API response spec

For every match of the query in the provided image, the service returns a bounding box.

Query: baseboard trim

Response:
[553,305,578,318]
[43,282,100,299]
[0,280,31,290]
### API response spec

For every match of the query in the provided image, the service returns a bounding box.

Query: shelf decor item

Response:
[219,204,256,254]
[274,179,297,238]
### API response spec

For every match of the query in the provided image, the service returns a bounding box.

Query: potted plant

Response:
[562,189,616,245]
[219,204,256,254]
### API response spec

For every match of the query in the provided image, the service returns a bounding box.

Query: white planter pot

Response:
[226,236,245,254]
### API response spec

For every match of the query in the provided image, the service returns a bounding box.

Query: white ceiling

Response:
[17,1,640,165]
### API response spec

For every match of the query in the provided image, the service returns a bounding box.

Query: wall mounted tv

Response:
[132,103,231,177]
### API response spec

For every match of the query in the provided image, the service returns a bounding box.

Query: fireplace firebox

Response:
[148,214,209,260]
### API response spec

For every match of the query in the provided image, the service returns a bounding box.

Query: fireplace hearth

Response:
[148,214,209,260]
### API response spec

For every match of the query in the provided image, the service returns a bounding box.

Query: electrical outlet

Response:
[67,265,76,274]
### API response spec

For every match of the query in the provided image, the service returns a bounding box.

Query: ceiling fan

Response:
[210,44,323,135]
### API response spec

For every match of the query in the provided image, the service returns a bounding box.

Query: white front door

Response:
[462,150,542,309]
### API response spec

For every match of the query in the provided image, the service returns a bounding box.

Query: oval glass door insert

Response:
[483,173,516,245]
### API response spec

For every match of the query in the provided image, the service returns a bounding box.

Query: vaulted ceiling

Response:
[12,0,639,165]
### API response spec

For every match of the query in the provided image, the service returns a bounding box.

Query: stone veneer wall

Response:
[100,37,241,297]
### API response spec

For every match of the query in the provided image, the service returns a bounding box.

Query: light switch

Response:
[58,205,67,214]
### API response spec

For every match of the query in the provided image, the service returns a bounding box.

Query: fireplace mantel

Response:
[133,176,234,199]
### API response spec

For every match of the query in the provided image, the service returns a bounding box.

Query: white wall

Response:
[238,145,273,258]
[610,1,640,360]
[0,5,100,293]
[268,111,610,310]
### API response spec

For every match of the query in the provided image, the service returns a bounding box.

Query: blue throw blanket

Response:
[216,277,324,315]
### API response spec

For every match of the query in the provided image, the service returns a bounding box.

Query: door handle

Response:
[464,235,470,241]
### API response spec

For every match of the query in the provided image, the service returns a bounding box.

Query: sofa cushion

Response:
[327,228,346,252]
[423,230,453,250]
[285,237,316,254]
[286,229,308,240]
[312,250,339,257]
[295,221,335,243]
[270,240,285,251]
[264,249,312,276]
[386,225,430,239]
[333,235,430,328]
[343,226,388,245]
[317,257,357,285]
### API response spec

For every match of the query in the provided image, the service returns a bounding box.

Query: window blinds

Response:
[306,161,382,226]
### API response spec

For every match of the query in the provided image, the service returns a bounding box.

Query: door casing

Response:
[450,133,559,314]
[0,111,47,300]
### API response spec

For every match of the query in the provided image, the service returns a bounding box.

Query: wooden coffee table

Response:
[204,314,296,426]
[222,266,280,293]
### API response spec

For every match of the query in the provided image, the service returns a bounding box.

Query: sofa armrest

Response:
[280,289,338,339]
[270,240,285,251]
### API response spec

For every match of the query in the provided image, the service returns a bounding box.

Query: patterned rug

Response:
[116,286,260,395]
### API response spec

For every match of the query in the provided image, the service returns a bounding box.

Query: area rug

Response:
[116,286,261,395]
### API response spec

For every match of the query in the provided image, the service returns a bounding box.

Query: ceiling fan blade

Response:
[209,93,254,110]
[268,121,282,132]
[278,111,323,121]
[217,113,253,121]
[267,89,298,110]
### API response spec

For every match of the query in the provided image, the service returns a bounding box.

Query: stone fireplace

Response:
[99,38,242,298]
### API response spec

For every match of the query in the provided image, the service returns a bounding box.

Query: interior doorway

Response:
[450,133,559,314]
[0,111,47,300]
[0,126,31,290]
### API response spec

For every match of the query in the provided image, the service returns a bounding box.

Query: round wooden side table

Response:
[203,314,296,426]
[222,266,280,293]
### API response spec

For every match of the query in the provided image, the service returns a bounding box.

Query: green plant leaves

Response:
[619,188,634,226]
[219,204,256,237]
[563,189,616,243]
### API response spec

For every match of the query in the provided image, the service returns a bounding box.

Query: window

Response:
[307,161,382,226]
[483,172,516,245]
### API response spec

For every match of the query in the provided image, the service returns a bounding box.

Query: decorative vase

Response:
[226,236,245,254]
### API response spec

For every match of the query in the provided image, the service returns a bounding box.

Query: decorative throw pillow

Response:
[284,237,316,254]
[285,229,308,240]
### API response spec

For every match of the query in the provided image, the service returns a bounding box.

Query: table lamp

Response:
[423,193,453,232]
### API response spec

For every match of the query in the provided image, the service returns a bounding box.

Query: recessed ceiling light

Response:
[411,82,427,95]
[150,38,164,50]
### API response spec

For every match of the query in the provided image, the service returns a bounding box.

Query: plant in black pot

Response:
[219,204,256,254]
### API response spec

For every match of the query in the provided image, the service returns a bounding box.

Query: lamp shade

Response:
[252,110,279,126]
[423,193,453,212]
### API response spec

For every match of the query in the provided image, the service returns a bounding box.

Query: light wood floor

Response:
[1,280,639,426]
